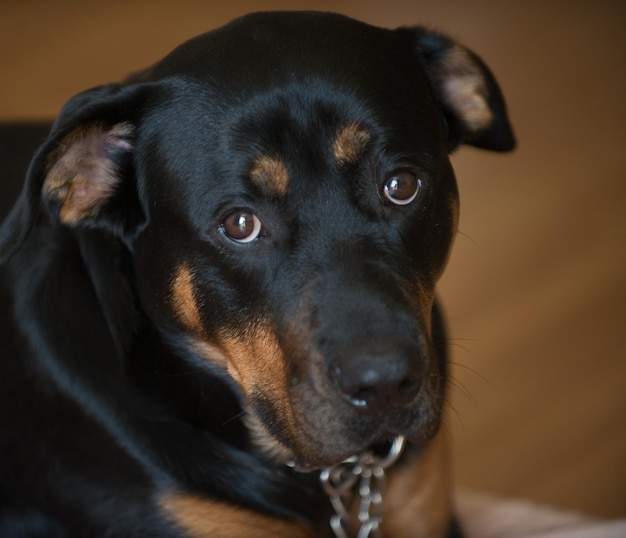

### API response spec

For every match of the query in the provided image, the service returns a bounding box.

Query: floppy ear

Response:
[0,83,156,263]
[397,27,515,152]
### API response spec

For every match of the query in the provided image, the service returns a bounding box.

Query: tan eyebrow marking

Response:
[249,155,290,195]
[332,122,371,166]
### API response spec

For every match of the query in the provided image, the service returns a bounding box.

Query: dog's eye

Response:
[221,210,263,243]
[383,172,421,206]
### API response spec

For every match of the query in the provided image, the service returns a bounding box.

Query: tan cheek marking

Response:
[439,46,493,132]
[43,122,133,224]
[332,123,371,166]
[242,407,294,463]
[171,265,205,335]
[184,336,229,368]
[219,322,287,399]
[381,430,454,537]
[160,492,312,538]
[250,155,289,195]
[218,322,299,455]
[170,269,230,369]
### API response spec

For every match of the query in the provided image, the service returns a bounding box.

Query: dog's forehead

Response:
[151,79,440,214]
[149,10,439,128]
[147,12,442,140]
[153,12,415,85]
[143,12,446,212]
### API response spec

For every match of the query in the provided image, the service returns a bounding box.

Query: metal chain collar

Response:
[318,436,406,538]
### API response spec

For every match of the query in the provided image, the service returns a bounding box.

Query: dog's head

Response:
[0,12,513,467]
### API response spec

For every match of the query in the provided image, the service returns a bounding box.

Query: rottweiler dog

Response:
[0,11,514,538]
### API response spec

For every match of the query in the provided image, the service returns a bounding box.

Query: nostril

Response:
[346,386,379,409]
[332,354,422,414]
[335,367,382,408]
[397,376,421,405]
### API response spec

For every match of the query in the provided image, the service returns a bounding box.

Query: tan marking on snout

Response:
[171,265,205,336]
[381,430,454,537]
[218,321,286,395]
[250,155,289,195]
[332,122,371,165]
[439,46,493,132]
[168,294,297,450]
[160,491,311,538]
[170,267,230,369]
[218,321,300,459]
[242,407,294,463]
[43,122,134,224]
[187,337,230,367]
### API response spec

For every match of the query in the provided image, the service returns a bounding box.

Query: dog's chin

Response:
[243,410,374,469]
[244,406,439,471]
[295,408,443,469]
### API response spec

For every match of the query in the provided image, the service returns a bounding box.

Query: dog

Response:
[0,11,514,538]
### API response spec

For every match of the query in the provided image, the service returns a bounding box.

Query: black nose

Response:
[332,350,422,414]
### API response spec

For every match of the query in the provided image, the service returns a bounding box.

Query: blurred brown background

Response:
[1,0,624,519]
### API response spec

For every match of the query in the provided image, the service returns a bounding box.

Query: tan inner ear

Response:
[43,122,133,224]
[438,46,493,133]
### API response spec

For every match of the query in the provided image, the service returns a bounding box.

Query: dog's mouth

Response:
[173,269,446,468]
[243,373,444,469]
[286,435,407,475]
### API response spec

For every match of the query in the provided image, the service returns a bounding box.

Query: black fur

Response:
[0,11,513,537]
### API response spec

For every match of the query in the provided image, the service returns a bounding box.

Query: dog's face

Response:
[1,12,513,468]
[133,78,457,466]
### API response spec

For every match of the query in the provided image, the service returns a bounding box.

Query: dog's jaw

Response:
[242,408,296,464]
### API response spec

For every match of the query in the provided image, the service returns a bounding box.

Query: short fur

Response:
[0,11,514,538]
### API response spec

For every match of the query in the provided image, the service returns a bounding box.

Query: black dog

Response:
[0,11,514,538]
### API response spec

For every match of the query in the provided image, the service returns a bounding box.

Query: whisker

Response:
[448,376,479,408]
[221,410,247,426]
[446,337,480,359]
[448,341,473,356]
[442,398,464,431]
[455,229,480,250]
[155,371,197,379]
[448,337,480,344]
[450,361,494,387]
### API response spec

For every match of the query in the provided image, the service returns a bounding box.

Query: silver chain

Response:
[319,436,406,538]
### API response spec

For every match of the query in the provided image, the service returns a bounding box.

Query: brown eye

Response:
[221,210,263,243]
[383,172,421,206]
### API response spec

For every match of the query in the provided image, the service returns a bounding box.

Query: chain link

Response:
[319,436,406,538]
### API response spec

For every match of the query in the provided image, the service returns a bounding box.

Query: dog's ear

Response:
[397,27,515,153]
[0,83,156,263]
